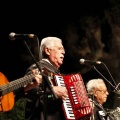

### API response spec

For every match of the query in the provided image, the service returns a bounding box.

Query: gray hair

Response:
[39,37,62,59]
[86,78,105,94]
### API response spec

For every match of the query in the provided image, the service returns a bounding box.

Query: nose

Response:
[62,48,65,54]
[106,91,109,95]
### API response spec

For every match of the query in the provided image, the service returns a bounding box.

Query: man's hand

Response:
[52,86,68,100]
[24,69,42,92]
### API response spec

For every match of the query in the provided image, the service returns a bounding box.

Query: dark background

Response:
[0,0,110,79]
[0,0,120,111]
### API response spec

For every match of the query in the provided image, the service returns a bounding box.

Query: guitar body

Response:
[0,72,14,112]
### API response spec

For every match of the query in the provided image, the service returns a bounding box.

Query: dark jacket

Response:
[92,100,114,120]
[24,60,65,120]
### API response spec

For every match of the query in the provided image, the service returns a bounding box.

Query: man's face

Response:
[94,83,109,105]
[45,42,65,69]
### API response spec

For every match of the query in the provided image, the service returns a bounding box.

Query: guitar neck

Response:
[0,74,34,96]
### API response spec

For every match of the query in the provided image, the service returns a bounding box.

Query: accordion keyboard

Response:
[55,75,75,119]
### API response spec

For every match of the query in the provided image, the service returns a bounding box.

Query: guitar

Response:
[0,72,35,112]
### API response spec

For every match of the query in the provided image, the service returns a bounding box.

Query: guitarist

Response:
[16,36,67,120]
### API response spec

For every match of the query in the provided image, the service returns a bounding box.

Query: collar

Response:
[42,59,58,69]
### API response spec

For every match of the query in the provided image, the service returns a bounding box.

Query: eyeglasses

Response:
[54,46,65,51]
[95,89,108,94]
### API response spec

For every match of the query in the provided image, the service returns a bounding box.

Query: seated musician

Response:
[86,78,114,120]
[23,36,68,120]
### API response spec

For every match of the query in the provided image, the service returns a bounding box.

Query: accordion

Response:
[54,73,93,120]
[108,107,120,120]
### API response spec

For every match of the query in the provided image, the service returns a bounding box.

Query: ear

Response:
[93,90,97,97]
[44,47,51,55]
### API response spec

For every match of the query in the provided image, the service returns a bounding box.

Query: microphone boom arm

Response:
[90,65,116,90]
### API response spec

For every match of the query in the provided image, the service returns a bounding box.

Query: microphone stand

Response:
[23,39,58,120]
[80,59,119,92]
[101,62,118,89]
[113,83,120,95]
[90,65,117,91]
[101,62,120,95]
[91,63,120,95]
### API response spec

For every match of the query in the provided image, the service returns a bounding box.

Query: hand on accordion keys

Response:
[52,86,68,100]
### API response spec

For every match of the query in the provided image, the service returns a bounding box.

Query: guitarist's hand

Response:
[24,69,42,92]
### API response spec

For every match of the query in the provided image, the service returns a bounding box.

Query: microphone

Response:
[9,32,35,40]
[79,58,102,65]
